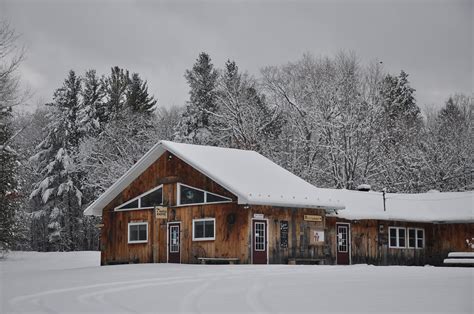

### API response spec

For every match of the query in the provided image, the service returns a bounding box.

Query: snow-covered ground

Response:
[1,252,473,313]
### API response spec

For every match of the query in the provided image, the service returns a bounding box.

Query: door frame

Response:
[335,222,351,265]
[251,218,269,264]
[166,221,182,263]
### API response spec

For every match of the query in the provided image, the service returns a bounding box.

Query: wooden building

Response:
[324,189,474,266]
[84,141,344,265]
[84,141,473,266]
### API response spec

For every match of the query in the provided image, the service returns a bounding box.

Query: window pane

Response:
[138,224,147,240]
[206,193,229,203]
[398,228,406,247]
[389,228,397,247]
[130,225,138,241]
[194,221,204,238]
[119,199,139,209]
[204,220,214,238]
[141,188,163,207]
[180,186,205,204]
[417,230,424,248]
[408,229,416,248]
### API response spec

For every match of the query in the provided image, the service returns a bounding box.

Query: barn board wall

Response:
[168,205,327,264]
[326,218,473,266]
[100,151,236,265]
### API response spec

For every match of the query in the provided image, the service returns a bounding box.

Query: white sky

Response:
[1,0,472,111]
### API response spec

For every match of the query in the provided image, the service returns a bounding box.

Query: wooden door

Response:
[252,220,268,264]
[168,223,180,263]
[336,223,350,265]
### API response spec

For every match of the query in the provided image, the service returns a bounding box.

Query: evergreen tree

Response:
[380,70,421,147]
[0,106,18,253]
[174,52,218,144]
[103,66,130,120]
[377,70,423,191]
[126,73,157,113]
[79,70,104,135]
[30,70,84,251]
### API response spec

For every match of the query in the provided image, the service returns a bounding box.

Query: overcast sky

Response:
[1,0,472,111]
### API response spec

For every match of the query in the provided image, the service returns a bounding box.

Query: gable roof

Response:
[326,189,473,223]
[84,141,345,216]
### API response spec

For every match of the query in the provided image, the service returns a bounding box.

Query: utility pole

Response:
[382,188,387,211]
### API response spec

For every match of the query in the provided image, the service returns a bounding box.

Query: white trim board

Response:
[115,184,164,211]
[251,218,269,265]
[166,221,182,263]
[128,222,148,244]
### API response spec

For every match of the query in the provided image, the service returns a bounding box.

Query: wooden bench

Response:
[197,257,239,265]
[288,258,325,265]
[443,252,474,267]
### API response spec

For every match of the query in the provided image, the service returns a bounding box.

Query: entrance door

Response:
[168,223,180,263]
[252,220,268,264]
[336,223,350,265]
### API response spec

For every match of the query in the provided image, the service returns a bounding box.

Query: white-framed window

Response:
[177,183,231,206]
[128,222,148,244]
[115,185,163,211]
[254,222,266,251]
[389,227,406,248]
[192,218,215,241]
[408,228,425,249]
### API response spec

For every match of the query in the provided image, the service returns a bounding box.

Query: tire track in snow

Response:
[178,277,213,313]
[9,273,218,313]
[245,276,269,314]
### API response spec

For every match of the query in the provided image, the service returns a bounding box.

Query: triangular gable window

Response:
[117,199,139,210]
[206,192,230,203]
[177,183,231,206]
[115,185,163,211]
[141,188,163,208]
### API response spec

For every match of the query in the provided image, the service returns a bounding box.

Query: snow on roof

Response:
[84,141,345,216]
[326,189,473,223]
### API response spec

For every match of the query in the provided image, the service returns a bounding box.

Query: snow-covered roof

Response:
[84,141,345,216]
[326,189,473,223]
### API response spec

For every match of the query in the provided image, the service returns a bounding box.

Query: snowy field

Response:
[1,252,472,313]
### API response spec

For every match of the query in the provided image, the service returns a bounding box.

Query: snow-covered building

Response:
[324,189,473,265]
[84,141,473,266]
[84,141,344,265]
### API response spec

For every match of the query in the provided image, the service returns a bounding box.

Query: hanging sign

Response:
[304,215,322,222]
[155,206,168,219]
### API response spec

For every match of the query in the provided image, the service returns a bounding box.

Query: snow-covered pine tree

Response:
[78,70,104,136]
[380,70,421,147]
[126,73,157,113]
[377,70,423,191]
[30,70,84,251]
[174,52,219,145]
[13,108,51,251]
[0,106,19,253]
[103,66,130,121]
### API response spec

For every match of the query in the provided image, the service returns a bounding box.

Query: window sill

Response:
[192,237,215,242]
[128,240,148,244]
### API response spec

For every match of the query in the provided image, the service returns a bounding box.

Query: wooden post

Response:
[382,188,386,212]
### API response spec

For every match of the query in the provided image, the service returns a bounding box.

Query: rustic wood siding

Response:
[100,151,236,265]
[326,218,474,266]
[248,206,327,264]
[171,203,249,263]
